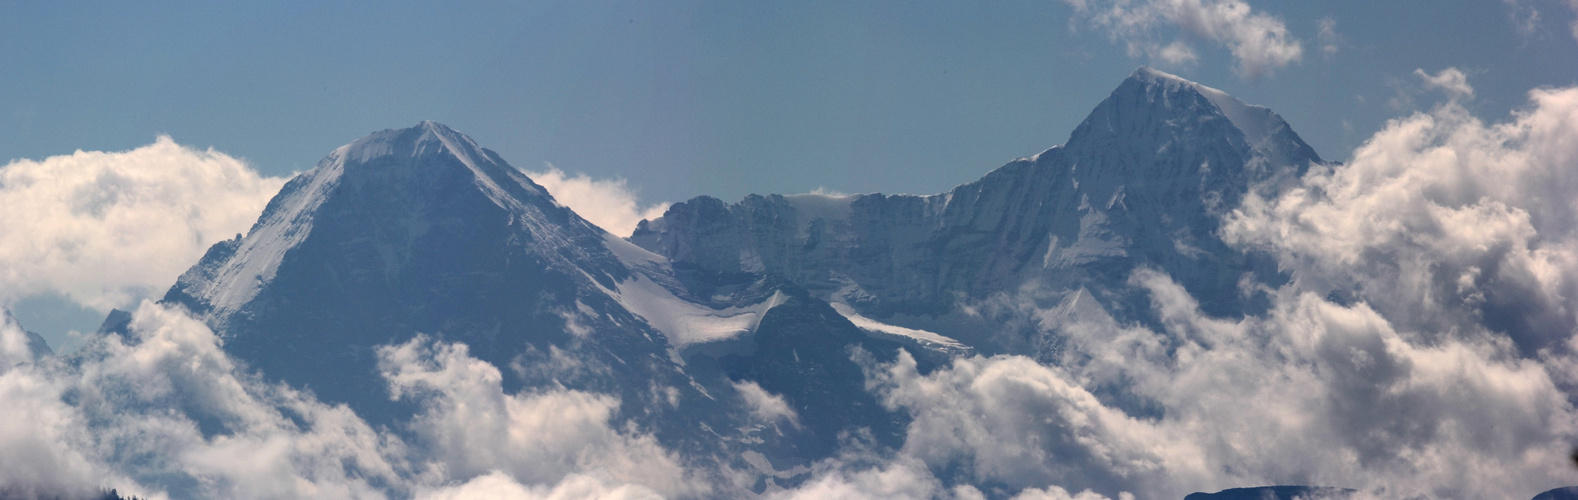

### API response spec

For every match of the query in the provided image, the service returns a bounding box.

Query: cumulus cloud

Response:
[525,166,670,237]
[1225,78,1578,353]
[414,471,664,500]
[0,302,403,499]
[837,270,1578,499]
[1065,0,1303,78]
[764,450,949,500]
[378,335,705,498]
[0,302,692,500]
[0,137,287,311]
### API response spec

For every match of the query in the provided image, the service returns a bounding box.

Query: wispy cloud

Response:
[1316,17,1340,58]
[1500,0,1578,42]
[1065,0,1303,78]
[1569,0,1578,41]
[1415,67,1474,101]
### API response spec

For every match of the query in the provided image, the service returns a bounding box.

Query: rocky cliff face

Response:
[158,121,917,475]
[632,67,1322,352]
[162,122,701,428]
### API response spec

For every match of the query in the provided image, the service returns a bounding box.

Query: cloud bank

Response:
[525,166,670,238]
[860,271,1574,499]
[1226,70,1578,354]
[0,302,697,500]
[1064,0,1303,78]
[0,137,286,311]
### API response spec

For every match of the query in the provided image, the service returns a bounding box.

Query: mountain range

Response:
[20,67,1567,499]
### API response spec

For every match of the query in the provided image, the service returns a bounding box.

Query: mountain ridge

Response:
[127,67,1383,498]
[631,66,1323,356]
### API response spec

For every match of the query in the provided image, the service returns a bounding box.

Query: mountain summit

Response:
[162,121,681,422]
[633,67,1324,354]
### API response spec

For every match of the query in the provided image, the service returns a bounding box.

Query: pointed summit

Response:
[164,122,609,323]
[1127,65,1192,85]
[160,122,670,420]
[1084,67,1321,168]
[336,121,505,173]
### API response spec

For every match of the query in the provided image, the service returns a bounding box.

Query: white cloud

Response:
[0,302,406,499]
[414,471,664,500]
[0,137,287,311]
[1065,0,1303,78]
[764,454,945,500]
[0,302,697,500]
[525,166,669,238]
[1414,67,1474,101]
[378,335,706,499]
[0,316,112,500]
[731,380,800,428]
[846,269,1578,499]
[1225,80,1578,352]
[1011,486,1127,500]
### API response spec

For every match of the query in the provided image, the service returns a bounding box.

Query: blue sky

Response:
[3,1,1574,204]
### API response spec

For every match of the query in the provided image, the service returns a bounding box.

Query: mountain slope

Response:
[162,122,695,426]
[157,121,921,480]
[632,67,1323,354]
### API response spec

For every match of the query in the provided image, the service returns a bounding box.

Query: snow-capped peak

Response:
[1127,65,1191,86]
[1120,67,1307,161]
[166,121,568,325]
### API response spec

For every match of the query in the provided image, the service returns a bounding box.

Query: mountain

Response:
[631,67,1322,357]
[0,310,54,360]
[146,67,1348,496]
[162,122,688,422]
[156,121,915,477]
